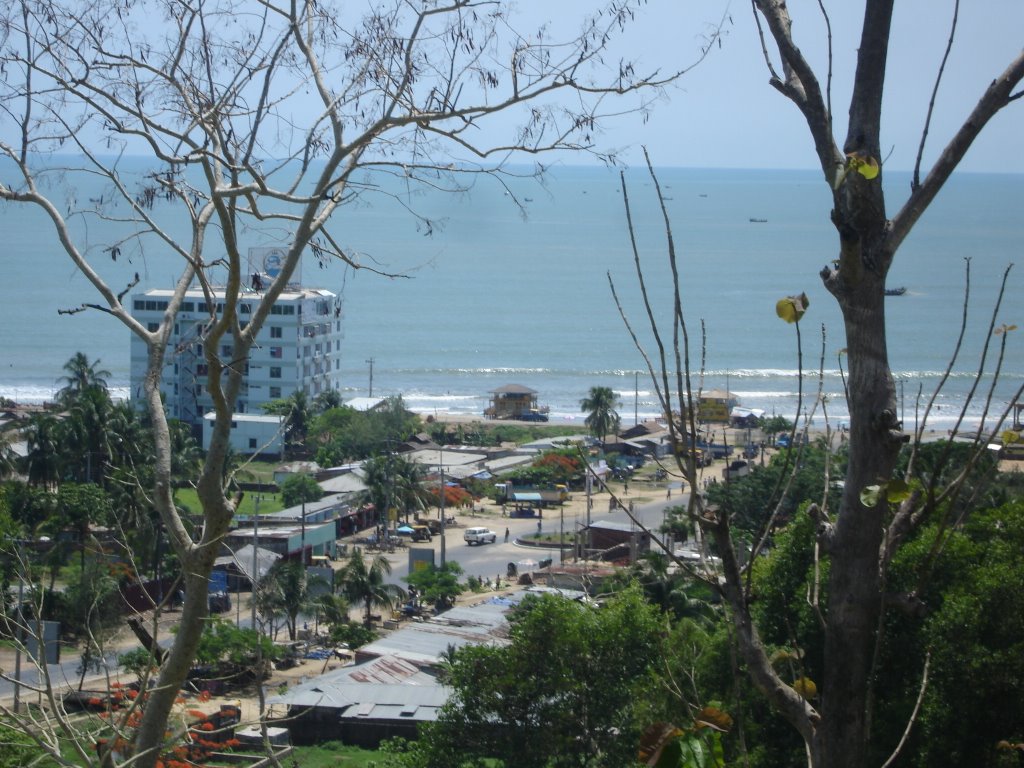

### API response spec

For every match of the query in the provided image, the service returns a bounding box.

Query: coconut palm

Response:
[64,383,116,484]
[56,352,111,403]
[359,454,395,531]
[392,456,429,523]
[337,548,405,626]
[258,560,327,641]
[0,423,17,479]
[263,389,311,456]
[23,412,63,489]
[313,389,343,414]
[580,386,621,444]
[314,593,353,632]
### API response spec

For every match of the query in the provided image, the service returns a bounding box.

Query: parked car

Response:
[519,410,549,422]
[464,527,497,545]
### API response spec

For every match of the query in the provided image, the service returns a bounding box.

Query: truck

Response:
[494,483,569,507]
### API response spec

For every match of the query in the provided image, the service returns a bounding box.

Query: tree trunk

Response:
[814,246,902,767]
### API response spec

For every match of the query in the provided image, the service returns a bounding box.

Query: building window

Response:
[148,322,159,332]
[270,387,281,398]
[182,301,194,312]
[249,438,257,449]
[270,367,282,379]
[221,345,233,357]
[270,347,282,359]
[270,326,283,339]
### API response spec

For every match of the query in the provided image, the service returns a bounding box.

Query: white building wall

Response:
[130,284,342,428]
[202,413,286,457]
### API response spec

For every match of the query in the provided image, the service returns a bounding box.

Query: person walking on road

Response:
[504,527,510,543]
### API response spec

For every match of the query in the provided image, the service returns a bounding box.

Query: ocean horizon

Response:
[2,162,1021,433]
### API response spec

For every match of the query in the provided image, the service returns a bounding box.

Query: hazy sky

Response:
[539,1,1024,173]
[2,1,1019,175]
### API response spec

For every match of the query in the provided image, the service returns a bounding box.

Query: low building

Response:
[225,519,337,562]
[202,412,285,458]
[578,520,651,564]
[485,384,545,420]
[267,655,448,747]
[698,389,739,423]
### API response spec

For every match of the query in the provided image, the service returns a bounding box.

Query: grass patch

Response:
[288,742,383,766]
[173,488,285,516]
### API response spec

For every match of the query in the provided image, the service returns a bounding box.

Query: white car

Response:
[463,526,497,545]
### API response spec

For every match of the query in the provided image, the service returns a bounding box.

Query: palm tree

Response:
[56,352,111,403]
[314,593,352,632]
[337,548,405,626]
[23,412,62,489]
[65,383,116,484]
[264,389,311,456]
[313,389,343,414]
[359,454,394,532]
[0,423,17,479]
[258,560,326,641]
[580,386,621,444]
[392,456,429,523]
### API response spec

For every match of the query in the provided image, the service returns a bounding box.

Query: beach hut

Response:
[486,384,545,420]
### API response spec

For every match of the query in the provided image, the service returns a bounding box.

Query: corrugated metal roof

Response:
[511,492,542,502]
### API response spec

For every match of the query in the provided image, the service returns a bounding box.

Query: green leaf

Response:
[1003,430,1020,445]
[860,484,883,507]
[776,293,810,324]
[886,478,912,503]
[846,152,880,180]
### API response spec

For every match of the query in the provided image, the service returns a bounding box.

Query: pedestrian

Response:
[666,487,672,500]
[537,519,542,534]
[504,527,510,543]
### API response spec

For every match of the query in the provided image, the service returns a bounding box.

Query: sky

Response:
[530,0,1024,173]
[1,0,1020,177]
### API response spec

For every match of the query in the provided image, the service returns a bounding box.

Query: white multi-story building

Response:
[130,284,343,429]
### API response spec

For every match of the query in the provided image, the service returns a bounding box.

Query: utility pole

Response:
[634,370,639,426]
[301,496,307,566]
[439,446,446,568]
[366,357,375,397]
[251,496,260,631]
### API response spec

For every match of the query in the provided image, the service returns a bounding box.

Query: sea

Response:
[1,161,1021,434]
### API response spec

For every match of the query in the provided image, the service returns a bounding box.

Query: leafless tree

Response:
[0,1,717,764]
[615,4,1023,768]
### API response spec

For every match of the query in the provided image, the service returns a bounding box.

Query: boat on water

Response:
[749,217,768,223]
[885,286,907,296]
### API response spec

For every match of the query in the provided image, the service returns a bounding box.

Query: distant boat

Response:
[524,197,533,202]
[885,286,907,296]
[749,217,768,223]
